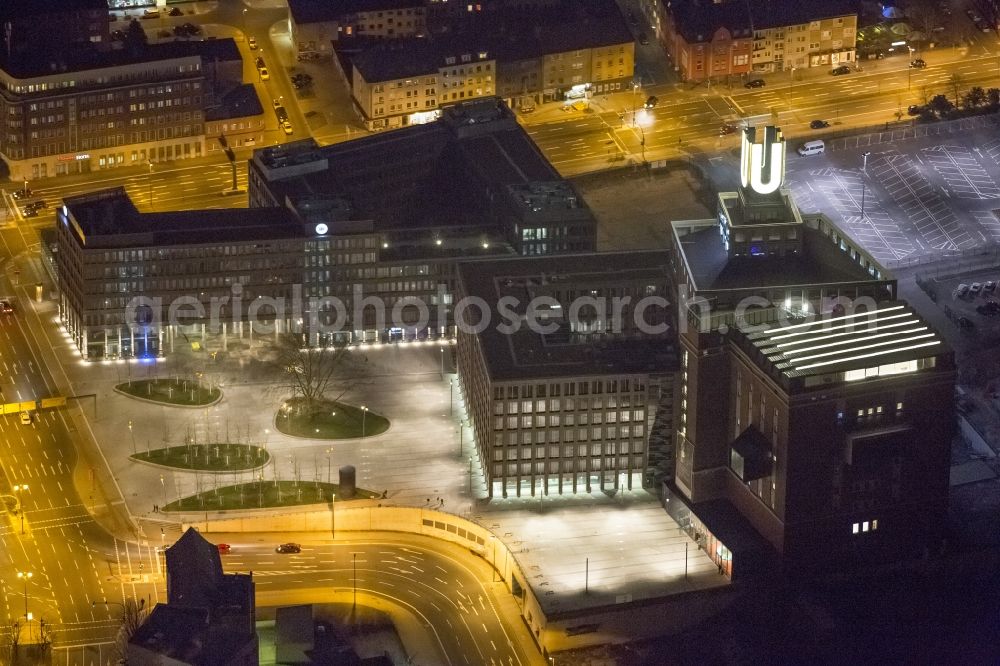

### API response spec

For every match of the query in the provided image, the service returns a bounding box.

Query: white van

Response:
[797,140,825,156]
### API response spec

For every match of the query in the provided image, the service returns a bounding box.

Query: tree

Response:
[124,18,148,55]
[963,86,987,109]
[947,73,966,107]
[927,94,955,118]
[270,333,351,409]
[988,88,1000,110]
[112,598,149,663]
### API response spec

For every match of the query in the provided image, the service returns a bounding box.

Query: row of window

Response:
[492,379,645,401]
[491,458,644,476]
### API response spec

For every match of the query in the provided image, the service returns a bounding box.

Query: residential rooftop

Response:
[205,83,264,122]
[288,0,424,25]
[457,251,677,381]
[252,98,564,232]
[62,188,304,249]
[668,0,857,43]
[731,301,952,388]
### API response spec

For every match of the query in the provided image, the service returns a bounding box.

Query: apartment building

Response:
[0,37,244,181]
[351,41,495,130]
[456,251,677,499]
[287,0,426,55]
[656,0,857,81]
[663,125,953,574]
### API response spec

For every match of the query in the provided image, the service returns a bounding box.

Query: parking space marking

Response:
[922,145,1000,199]
[972,210,1000,241]
[984,138,1000,165]
[870,150,975,251]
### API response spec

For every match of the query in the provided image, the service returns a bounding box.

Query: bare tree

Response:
[948,73,966,107]
[270,333,351,409]
[111,598,149,663]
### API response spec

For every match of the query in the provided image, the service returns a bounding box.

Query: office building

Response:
[456,251,677,499]
[58,99,595,358]
[0,1,249,181]
[663,125,954,574]
[653,0,857,81]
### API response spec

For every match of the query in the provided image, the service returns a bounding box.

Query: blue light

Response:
[750,245,764,256]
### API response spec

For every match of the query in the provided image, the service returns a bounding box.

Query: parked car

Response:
[174,23,201,37]
[972,282,983,295]
[643,95,658,108]
[259,66,269,80]
[22,207,37,217]
[809,119,829,129]
[141,9,159,19]
[255,56,265,69]
[11,188,31,200]
[719,123,737,135]
[977,20,993,32]
[955,283,970,297]
[282,120,293,135]
[248,36,257,50]
[967,9,982,21]
[168,7,183,16]
[276,543,301,554]
[976,301,1000,316]
[985,280,996,292]
[217,543,232,554]
[910,58,926,68]
[638,33,649,45]
[0,300,13,314]
[907,104,923,115]
[26,200,47,210]
[745,79,766,89]
[19,411,31,425]
[830,65,852,76]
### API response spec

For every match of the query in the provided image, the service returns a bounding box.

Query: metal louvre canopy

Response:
[742,302,944,379]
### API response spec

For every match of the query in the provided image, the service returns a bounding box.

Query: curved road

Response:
[218,532,539,666]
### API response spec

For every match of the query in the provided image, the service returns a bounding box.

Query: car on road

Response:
[248,36,257,50]
[281,120,293,135]
[809,119,829,129]
[19,412,31,425]
[908,104,923,115]
[0,300,13,314]
[259,66,269,80]
[276,543,301,554]
[26,200,47,210]
[11,188,31,200]
[168,6,183,16]
[638,33,649,45]
[643,95,658,108]
[22,207,37,217]
[744,79,765,88]
[141,9,159,19]
[719,123,737,136]
[830,65,852,76]
[273,98,283,109]
[910,58,926,68]
[255,56,265,69]
[217,543,232,554]
[971,282,983,295]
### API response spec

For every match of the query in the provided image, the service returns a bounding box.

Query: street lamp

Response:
[908,47,915,90]
[128,419,136,455]
[13,484,28,534]
[439,347,445,377]
[631,80,640,128]
[361,406,368,438]
[787,66,796,112]
[352,552,358,608]
[17,571,32,619]
[325,447,333,484]
[159,474,166,507]
[242,8,248,38]
[147,161,154,211]
[332,492,336,538]
[449,379,454,416]
[860,151,871,219]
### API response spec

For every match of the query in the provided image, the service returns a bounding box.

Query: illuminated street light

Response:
[361,406,368,438]
[860,151,871,219]
[13,484,28,534]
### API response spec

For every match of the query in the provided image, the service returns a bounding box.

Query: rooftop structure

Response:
[667,0,857,44]
[288,0,424,25]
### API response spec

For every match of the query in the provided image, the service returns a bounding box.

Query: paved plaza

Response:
[784,128,1000,265]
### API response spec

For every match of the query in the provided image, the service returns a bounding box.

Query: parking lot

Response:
[785,129,1000,265]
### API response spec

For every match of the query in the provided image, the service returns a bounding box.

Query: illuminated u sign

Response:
[740,125,785,195]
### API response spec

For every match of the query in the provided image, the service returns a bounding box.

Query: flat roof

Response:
[288,0,424,25]
[254,99,563,232]
[1,37,240,79]
[673,223,877,292]
[205,83,264,122]
[350,7,631,83]
[0,0,105,21]
[457,251,676,381]
[669,0,857,43]
[63,188,304,249]
[735,301,949,379]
